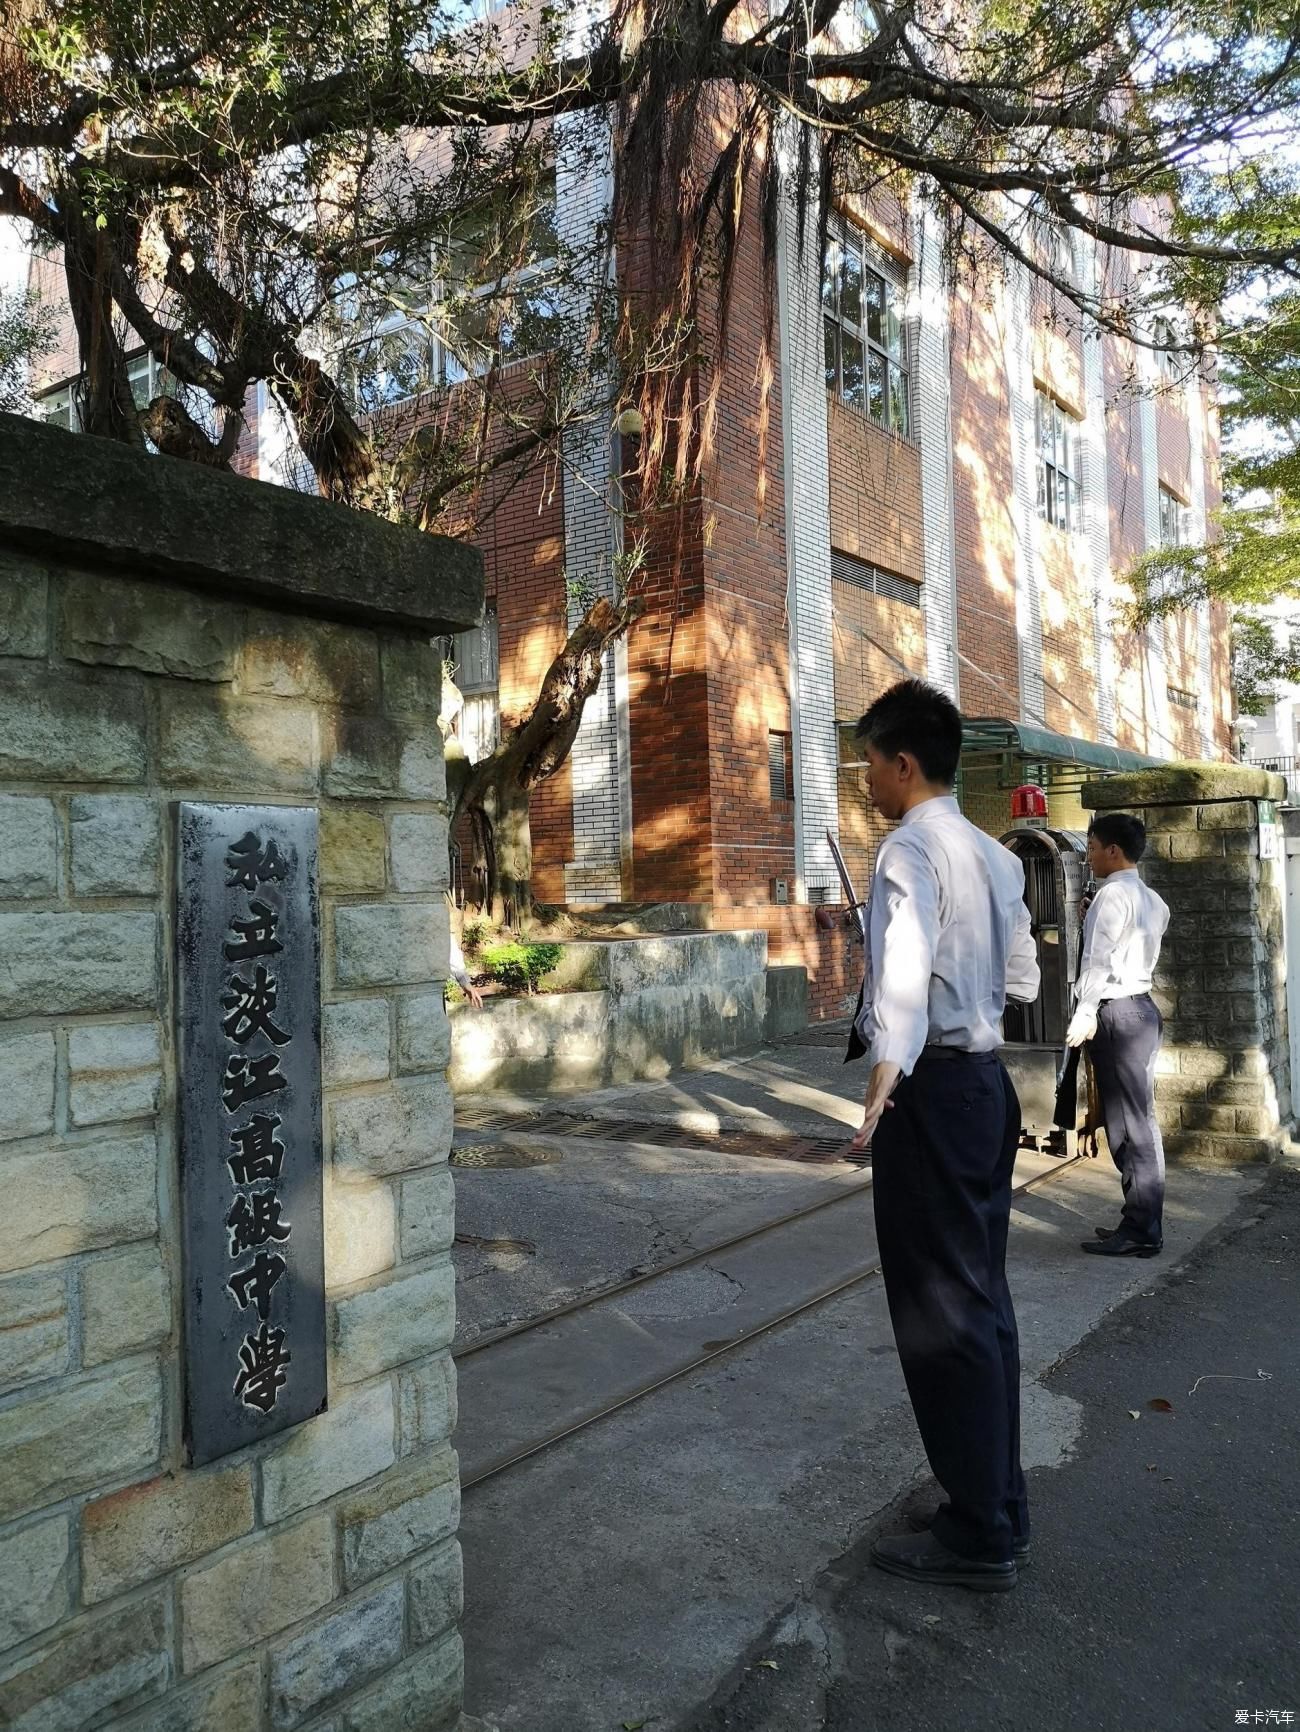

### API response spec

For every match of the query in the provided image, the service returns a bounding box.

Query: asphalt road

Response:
[687,1164,1300,1732]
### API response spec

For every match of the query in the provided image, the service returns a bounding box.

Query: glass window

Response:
[1035,389,1084,533]
[820,222,910,436]
[1158,486,1186,548]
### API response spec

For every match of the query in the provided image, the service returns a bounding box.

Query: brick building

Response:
[21,127,1231,1021]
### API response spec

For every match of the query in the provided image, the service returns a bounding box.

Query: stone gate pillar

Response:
[0,412,483,1729]
[1082,763,1292,1165]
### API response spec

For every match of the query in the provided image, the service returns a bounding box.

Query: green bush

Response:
[480,941,563,995]
[460,917,489,952]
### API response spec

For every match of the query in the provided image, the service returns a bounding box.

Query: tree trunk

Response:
[453,594,642,925]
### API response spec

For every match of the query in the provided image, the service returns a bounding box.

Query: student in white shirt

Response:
[848,680,1040,1594]
[1066,812,1170,1256]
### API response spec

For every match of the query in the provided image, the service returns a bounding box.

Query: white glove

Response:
[1065,1006,1097,1048]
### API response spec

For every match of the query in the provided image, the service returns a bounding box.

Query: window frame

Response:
[1158,485,1187,550]
[1034,388,1084,535]
[821,222,911,438]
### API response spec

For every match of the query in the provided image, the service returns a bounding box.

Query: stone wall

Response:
[449,931,768,1095]
[0,414,482,1730]
[1084,764,1291,1165]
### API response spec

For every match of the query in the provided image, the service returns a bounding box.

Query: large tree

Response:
[3,0,1299,908]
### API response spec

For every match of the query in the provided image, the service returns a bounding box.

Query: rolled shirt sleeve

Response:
[867,837,939,1077]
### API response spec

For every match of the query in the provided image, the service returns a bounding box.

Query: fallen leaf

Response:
[1148,1398,1175,1413]
[923,1615,942,1626]
[1128,1409,1141,1420]
[756,1660,779,1672]
[622,1722,646,1730]
[1146,1464,1158,1472]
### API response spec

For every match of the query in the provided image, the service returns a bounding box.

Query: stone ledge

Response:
[0,413,483,635]
[1083,761,1287,809]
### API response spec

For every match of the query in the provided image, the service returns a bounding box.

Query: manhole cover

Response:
[450,1142,564,1169]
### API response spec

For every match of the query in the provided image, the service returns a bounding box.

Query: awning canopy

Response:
[958,717,1165,791]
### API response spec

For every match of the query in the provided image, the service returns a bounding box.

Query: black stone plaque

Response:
[177,803,326,1466]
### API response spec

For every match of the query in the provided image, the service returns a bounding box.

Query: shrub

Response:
[480,941,563,995]
[460,917,489,952]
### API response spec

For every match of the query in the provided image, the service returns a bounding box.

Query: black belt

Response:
[918,1045,996,1064]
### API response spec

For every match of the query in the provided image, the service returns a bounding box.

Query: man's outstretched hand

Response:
[848,1060,902,1154]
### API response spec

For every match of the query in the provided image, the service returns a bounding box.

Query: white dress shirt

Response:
[1075,869,1169,1014]
[854,796,1040,1076]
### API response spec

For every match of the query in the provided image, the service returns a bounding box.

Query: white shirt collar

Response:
[899,794,961,829]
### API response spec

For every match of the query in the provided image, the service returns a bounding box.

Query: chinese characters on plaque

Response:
[177,804,326,1465]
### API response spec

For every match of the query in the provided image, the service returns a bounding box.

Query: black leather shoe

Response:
[1094,1224,1122,1239]
[906,1508,1030,1563]
[1082,1231,1161,1257]
[871,1530,1017,1592]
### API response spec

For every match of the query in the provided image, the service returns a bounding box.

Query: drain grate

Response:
[453,1108,860,1166]
[450,1142,564,1169]
[779,1028,852,1048]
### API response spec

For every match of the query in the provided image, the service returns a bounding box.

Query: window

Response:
[332,177,560,412]
[822,226,909,436]
[1158,486,1187,549]
[37,353,177,434]
[1167,685,1197,710]
[830,547,921,608]
[1035,390,1083,533]
[439,609,500,765]
[768,731,793,802]
[1152,317,1179,385]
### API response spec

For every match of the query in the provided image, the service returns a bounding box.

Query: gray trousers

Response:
[1090,993,1165,1244]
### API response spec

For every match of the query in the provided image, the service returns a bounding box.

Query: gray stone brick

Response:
[160,688,317,791]
[0,910,157,1018]
[332,1262,456,1384]
[62,571,241,679]
[0,1513,70,1650]
[0,555,48,657]
[125,1659,263,1732]
[240,613,380,708]
[322,714,445,801]
[0,665,147,782]
[0,1361,163,1523]
[389,812,450,893]
[408,1538,465,1645]
[69,1021,162,1126]
[0,794,57,897]
[330,1079,453,1179]
[398,1354,458,1455]
[82,1462,254,1603]
[69,795,161,896]
[180,1514,335,1675]
[1197,800,1257,830]
[400,1169,456,1261]
[0,1594,169,1727]
[396,991,452,1074]
[324,1172,396,1287]
[0,1133,158,1274]
[320,806,387,894]
[380,633,441,713]
[261,1380,396,1523]
[0,1031,56,1142]
[334,902,449,989]
[340,1445,459,1589]
[81,1243,171,1367]
[336,1630,463,1732]
[1168,831,1225,860]
[323,998,392,1086]
[270,1581,405,1728]
[0,1268,69,1394]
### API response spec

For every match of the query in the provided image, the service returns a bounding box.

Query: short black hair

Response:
[855,679,963,786]
[1088,812,1147,862]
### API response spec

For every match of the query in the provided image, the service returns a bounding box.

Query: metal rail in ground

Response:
[460,1154,1081,1492]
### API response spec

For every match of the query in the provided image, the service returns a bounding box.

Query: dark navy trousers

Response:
[1090,993,1165,1246]
[872,1047,1027,1564]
